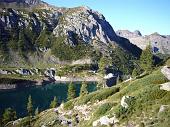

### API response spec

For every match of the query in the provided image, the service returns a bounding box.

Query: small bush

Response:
[76,87,119,105]
[92,87,119,102]
[93,103,113,118]
[64,100,74,110]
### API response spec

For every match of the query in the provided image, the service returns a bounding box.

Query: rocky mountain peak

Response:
[134,30,142,36]
[53,6,118,45]
[116,30,170,54]
[116,30,142,38]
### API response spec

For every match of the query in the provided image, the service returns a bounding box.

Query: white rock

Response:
[160,82,170,91]
[100,116,110,125]
[0,70,8,74]
[159,105,169,113]
[92,115,118,127]
[161,66,170,80]
[104,73,114,79]
[121,96,130,108]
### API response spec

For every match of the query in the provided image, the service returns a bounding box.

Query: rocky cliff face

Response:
[116,30,170,54]
[53,6,119,45]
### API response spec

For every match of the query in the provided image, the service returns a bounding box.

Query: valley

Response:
[0,0,170,127]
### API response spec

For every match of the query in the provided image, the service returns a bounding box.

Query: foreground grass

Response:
[6,68,170,127]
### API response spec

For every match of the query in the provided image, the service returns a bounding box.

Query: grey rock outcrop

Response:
[117,30,142,38]
[116,30,170,54]
[53,6,119,46]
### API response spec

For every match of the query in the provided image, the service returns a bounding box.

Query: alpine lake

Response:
[0,82,97,117]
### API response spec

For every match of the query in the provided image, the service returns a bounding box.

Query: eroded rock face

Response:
[116,30,170,54]
[53,6,118,45]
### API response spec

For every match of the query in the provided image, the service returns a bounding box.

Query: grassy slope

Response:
[65,68,170,127]
[11,68,170,127]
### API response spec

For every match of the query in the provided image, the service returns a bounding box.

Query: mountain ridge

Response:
[116,30,170,54]
[0,5,141,67]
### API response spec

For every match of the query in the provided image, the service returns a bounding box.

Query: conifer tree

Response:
[132,68,138,77]
[2,108,17,126]
[98,56,112,75]
[80,82,88,96]
[67,82,76,101]
[140,45,154,72]
[50,96,57,108]
[27,95,33,117]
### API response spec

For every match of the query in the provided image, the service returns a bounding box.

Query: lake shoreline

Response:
[0,76,100,90]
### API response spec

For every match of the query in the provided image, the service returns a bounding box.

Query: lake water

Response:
[0,83,96,117]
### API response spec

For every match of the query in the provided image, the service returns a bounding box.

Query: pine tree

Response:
[98,56,112,75]
[27,95,33,117]
[2,108,17,126]
[80,82,88,96]
[67,82,76,101]
[50,96,57,108]
[132,68,138,77]
[140,45,154,72]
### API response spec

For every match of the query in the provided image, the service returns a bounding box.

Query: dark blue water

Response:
[0,83,96,117]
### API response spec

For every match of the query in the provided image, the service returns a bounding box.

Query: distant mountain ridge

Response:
[116,30,170,54]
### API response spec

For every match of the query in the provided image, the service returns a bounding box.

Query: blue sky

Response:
[43,0,170,35]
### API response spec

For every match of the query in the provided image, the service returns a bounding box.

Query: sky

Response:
[43,0,170,35]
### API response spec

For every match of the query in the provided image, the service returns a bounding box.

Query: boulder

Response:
[161,66,170,80]
[0,69,8,74]
[160,82,170,91]
[159,105,169,113]
[44,68,56,78]
[92,115,118,127]
[121,96,134,108]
